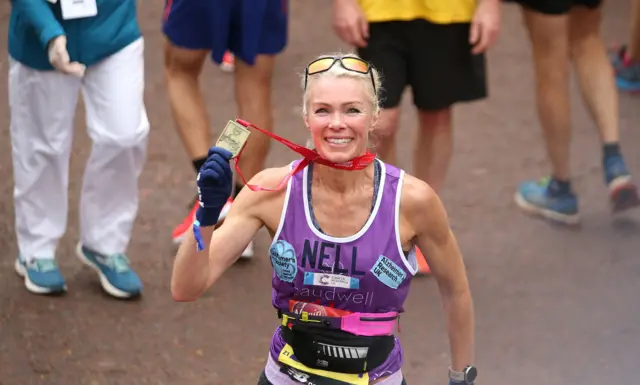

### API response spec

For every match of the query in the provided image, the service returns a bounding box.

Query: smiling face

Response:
[303,72,379,163]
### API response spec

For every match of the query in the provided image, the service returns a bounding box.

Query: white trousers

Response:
[9,38,150,259]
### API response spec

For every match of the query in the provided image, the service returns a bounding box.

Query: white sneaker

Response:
[240,241,254,259]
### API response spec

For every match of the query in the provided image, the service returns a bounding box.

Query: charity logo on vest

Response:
[270,240,298,283]
[370,255,407,289]
[301,239,366,276]
[303,272,360,289]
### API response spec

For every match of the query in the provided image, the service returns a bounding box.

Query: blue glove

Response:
[192,147,233,251]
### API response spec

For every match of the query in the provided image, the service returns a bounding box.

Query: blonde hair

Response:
[300,52,383,117]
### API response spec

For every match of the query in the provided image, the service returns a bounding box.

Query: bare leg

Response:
[163,39,211,164]
[514,10,581,225]
[523,10,572,181]
[414,108,453,194]
[627,0,640,60]
[569,5,639,212]
[233,55,277,185]
[371,108,400,166]
[164,40,215,244]
[569,6,618,144]
[412,108,453,274]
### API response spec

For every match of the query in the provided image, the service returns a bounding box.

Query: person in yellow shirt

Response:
[332,0,501,274]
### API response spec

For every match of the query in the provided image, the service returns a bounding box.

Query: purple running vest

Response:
[268,159,419,381]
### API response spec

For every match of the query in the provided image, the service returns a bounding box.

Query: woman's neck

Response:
[312,160,376,194]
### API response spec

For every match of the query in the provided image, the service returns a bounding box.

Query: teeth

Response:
[326,138,352,144]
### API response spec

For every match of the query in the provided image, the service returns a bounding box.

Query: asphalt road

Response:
[1,1,639,384]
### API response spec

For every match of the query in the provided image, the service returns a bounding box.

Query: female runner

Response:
[171,53,477,385]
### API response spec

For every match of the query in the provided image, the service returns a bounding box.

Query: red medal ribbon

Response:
[233,119,376,192]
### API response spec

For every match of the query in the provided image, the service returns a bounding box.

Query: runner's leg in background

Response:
[569,4,640,212]
[162,0,231,244]
[227,0,289,258]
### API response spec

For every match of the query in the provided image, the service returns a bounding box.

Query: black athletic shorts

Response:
[503,0,602,14]
[357,19,487,111]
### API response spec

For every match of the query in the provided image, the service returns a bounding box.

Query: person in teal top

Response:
[9,0,149,300]
[9,0,141,70]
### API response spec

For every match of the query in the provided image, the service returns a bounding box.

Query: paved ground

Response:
[1,1,640,384]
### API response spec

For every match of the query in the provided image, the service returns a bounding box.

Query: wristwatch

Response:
[449,365,477,384]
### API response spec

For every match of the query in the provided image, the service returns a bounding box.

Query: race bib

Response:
[60,0,98,20]
[278,344,369,385]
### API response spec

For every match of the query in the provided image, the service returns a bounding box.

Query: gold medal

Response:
[215,120,251,158]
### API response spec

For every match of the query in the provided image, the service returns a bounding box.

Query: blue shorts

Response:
[162,0,288,65]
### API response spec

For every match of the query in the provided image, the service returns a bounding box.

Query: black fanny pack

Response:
[279,323,395,374]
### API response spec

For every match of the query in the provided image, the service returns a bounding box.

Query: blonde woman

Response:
[171,54,477,385]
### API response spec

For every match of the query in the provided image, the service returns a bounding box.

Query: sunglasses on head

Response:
[304,56,377,95]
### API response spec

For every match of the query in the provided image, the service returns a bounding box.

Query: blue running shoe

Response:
[608,45,640,93]
[75,243,142,299]
[14,257,66,295]
[514,177,580,225]
[603,155,640,213]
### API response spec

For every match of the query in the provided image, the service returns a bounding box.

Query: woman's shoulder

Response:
[398,172,439,215]
[376,160,437,211]
[398,173,451,248]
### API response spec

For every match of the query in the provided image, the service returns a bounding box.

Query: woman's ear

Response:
[371,108,380,132]
[302,110,311,131]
